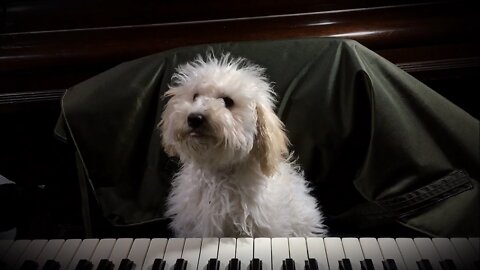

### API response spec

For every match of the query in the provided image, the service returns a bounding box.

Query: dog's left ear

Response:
[253,104,289,177]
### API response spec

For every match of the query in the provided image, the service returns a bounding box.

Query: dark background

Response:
[0,0,478,239]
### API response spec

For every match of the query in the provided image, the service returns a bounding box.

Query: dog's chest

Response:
[173,171,261,236]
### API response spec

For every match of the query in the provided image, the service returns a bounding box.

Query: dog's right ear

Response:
[159,90,178,157]
[162,142,178,157]
[158,119,178,157]
[162,136,178,158]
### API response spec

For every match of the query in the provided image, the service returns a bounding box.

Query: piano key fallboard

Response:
[0,237,478,270]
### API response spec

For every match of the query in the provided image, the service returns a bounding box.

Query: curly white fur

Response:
[160,53,327,237]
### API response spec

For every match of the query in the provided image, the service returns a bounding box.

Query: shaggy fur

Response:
[159,53,327,237]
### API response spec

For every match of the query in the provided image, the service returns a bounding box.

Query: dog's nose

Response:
[187,113,205,128]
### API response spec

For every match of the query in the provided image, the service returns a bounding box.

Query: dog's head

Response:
[159,53,289,176]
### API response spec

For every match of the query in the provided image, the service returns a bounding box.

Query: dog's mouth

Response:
[186,128,212,139]
[188,130,205,138]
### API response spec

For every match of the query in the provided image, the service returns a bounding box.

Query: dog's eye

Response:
[193,93,198,101]
[222,97,234,108]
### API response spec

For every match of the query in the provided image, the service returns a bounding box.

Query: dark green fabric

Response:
[56,38,480,237]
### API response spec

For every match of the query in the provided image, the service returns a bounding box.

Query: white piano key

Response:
[342,238,364,270]
[306,238,328,270]
[163,238,185,270]
[182,238,202,270]
[324,237,345,270]
[450,237,478,270]
[198,238,219,270]
[289,238,308,270]
[2,239,31,269]
[89,238,116,268]
[432,238,465,269]
[218,238,236,270]
[127,238,151,270]
[253,238,273,270]
[0,240,13,259]
[395,238,422,270]
[15,239,48,269]
[36,239,65,269]
[359,238,384,270]
[237,238,254,270]
[67,238,99,270]
[109,238,134,270]
[271,238,289,270]
[377,238,407,270]
[55,239,82,270]
[143,238,168,270]
[414,238,443,270]
[469,237,479,253]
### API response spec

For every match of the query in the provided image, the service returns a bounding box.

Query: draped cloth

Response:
[55,38,479,237]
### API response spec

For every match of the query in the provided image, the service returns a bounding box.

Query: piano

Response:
[1,237,478,270]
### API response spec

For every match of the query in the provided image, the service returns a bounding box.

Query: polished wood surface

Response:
[0,0,478,238]
[2,2,478,72]
[1,2,478,96]
[2,0,439,33]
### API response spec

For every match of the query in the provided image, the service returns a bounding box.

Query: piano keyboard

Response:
[0,237,478,270]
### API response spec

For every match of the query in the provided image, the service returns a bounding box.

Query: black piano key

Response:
[382,259,398,270]
[282,258,295,270]
[338,259,353,270]
[174,259,188,270]
[250,258,262,270]
[207,259,220,270]
[96,259,114,270]
[42,260,60,270]
[304,259,319,270]
[416,259,434,270]
[152,259,166,270]
[439,259,457,270]
[75,259,93,270]
[118,259,134,270]
[20,260,39,270]
[228,258,241,270]
[0,261,6,270]
[361,259,375,270]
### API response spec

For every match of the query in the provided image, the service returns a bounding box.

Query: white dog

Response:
[159,53,327,237]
